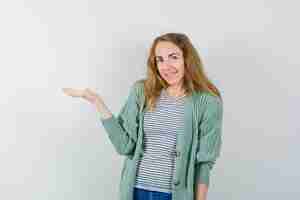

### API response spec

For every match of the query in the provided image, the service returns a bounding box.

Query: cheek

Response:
[177,63,185,76]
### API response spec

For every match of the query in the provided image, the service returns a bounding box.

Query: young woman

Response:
[63,32,223,200]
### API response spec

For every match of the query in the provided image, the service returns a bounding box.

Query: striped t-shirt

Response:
[134,89,186,193]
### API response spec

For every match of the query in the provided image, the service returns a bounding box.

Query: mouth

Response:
[164,70,178,78]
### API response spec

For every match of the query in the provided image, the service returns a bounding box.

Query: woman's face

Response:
[154,41,185,87]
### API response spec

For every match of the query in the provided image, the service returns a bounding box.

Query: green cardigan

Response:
[100,80,223,200]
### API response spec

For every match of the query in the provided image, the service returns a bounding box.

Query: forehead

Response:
[154,41,182,56]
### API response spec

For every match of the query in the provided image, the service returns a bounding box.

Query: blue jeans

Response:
[133,187,172,200]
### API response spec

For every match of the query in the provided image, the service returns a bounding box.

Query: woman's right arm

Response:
[98,82,141,157]
[63,82,141,157]
[94,98,113,120]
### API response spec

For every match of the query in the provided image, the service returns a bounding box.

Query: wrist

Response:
[94,98,112,119]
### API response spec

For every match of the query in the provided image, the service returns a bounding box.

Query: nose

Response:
[160,65,174,73]
[160,59,173,69]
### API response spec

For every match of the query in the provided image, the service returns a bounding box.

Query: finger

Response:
[85,88,95,95]
[62,88,83,97]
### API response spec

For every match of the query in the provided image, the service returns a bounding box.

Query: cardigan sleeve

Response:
[100,81,142,157]
[195,94,223,187]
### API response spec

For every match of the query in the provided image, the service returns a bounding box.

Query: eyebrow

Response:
[154,52,181,59]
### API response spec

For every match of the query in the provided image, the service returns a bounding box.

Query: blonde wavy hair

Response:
[138,32,222,111]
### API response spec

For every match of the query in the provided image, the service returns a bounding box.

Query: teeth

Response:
[164,71,177,78]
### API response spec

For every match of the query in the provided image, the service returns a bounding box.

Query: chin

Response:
[166,79,180,86]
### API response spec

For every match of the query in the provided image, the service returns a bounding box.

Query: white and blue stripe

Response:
[134,89,186,194]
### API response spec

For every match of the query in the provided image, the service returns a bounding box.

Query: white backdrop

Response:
[0,0,299,199]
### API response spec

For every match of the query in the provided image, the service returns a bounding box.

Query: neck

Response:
[166,84,186,98]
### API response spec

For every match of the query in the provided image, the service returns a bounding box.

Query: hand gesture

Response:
[62,88,103,105]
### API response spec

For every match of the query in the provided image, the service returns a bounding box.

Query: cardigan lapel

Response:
[175,93,194,189]
[181,94,194,155]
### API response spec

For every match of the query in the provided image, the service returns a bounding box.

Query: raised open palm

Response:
[62,88,101,104]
